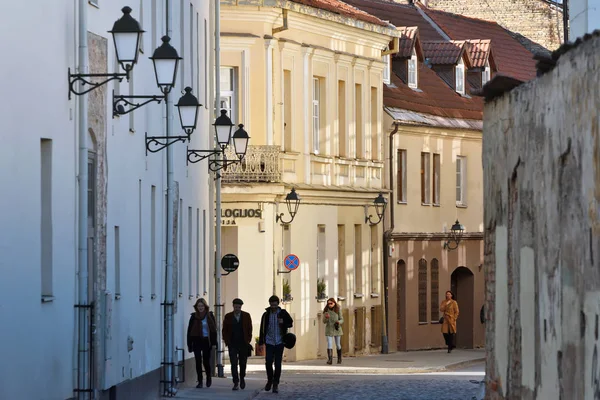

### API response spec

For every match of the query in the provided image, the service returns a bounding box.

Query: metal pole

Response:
[76,0,90,396]
[381,217,389,354]
[164,0,176,395]
[563,0,569,43]
[214,0,225,378]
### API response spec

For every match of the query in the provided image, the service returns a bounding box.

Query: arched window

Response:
[418,258,428,323]
[430,259,439,322]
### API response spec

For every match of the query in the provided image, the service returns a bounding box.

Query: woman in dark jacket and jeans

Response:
[187,298,217,388]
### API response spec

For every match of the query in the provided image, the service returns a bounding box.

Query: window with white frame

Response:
[482,60,491,86]
[219,67,237,124]
[382,53,391,85]
[456,156,467,206]
[421,152,430,204]
[456,58,465,95]
[408,49,418,88]
[312,77,320,154]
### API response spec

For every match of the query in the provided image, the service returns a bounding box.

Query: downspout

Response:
[381,122,399,354]
[76,0,90,396]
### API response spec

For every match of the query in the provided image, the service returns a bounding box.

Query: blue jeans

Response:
[265,343,285,384]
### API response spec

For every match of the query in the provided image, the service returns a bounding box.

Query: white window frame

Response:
[312,77,320,154]
[421,152,430,205]
[397,149,407,203]
[219,66,237,125]
[482,60,491,86]
[456,156,467,206]
[456,58,465,95]
[408,49,418,89]
[382,53,391,85]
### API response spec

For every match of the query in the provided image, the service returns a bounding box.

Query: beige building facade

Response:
[217,0,399,360]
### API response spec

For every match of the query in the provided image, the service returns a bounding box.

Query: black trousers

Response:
[228,345,248,384]
[265,344,285,384]
[193,337,211,382]
[443,333,456,348]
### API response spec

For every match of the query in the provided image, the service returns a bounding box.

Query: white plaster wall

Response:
[0,0,211,398]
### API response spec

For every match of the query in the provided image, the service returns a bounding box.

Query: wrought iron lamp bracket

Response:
[145,132,189,155]
[68,67,129,99]
[443,240,460,251]
[208,157,242,172]
[113,92,165,117]
[186,148,222,165]
[276,213,294,225]
[365,213,383,226]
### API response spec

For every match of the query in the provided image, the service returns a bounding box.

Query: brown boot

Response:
[326,349,333,365]
[337,349,342,364]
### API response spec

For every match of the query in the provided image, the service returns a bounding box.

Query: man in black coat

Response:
[222,298,253,391]
[258,295,293,393]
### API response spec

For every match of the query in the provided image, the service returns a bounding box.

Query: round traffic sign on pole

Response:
[221,253,240,273]
[284,254,300,271]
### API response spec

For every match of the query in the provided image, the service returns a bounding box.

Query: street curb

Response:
[443,357,486,371]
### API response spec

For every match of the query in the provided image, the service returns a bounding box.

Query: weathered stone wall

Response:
[423,0,563,51]
[483,34,600,399]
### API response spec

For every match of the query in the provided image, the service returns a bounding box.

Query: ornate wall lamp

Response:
[69,7,144,99]
[365,193,388,225]
[186,110,250,172]
[276,188,301,225]
[444,220,465,251]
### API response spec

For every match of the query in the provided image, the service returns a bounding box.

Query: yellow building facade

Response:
[217,1,399,360]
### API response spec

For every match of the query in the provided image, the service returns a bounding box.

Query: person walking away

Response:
[187,298,217,388]
[440,290,459,353]
[222,298,253,391]
[258,295,293,393]
[322,298,344,364]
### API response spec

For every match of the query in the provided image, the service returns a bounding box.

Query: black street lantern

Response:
[365,193,387,225]
[176,87,201,135]
[213,110,234,149]
[150,36,182,94]
[108,6,145,73]
[444,219,465,250]
[276,188,301,225]
[232,124,250,159]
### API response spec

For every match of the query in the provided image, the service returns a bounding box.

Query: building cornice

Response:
[390,232,484,241]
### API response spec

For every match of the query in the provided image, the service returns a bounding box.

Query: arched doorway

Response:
[451,266,474,349]
[396,260,406,351]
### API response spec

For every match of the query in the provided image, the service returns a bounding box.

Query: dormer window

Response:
[456,58,465,95]
[383,53,391,85]
[408,48,418,89]
[482,60,491,85]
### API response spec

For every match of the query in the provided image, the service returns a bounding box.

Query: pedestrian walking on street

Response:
[187,298,217,388]
[222,298,253,391]
[440,290,459,353]
[258,295,294,393]
[322,298,344,365]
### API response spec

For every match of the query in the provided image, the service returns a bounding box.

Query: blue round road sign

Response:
[284,254,300,271]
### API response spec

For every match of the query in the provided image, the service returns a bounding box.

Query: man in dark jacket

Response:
[222,298,253,391]
[258,295,293,393]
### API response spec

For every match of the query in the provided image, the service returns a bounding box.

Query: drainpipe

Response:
[214,0,225,379]
[76,0,90,396]
[381,122,399,354]
[163,0,176,395]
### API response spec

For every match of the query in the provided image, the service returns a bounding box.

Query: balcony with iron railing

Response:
[221,145,282,183]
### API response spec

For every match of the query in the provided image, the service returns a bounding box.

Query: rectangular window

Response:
[317,225,326,279]
[220,67,237,124]
[150,185,156,299]
[283,224,292,287]
[114,226,121,298]
[408,51,418,88]
[178,199,183,297]
[355,83,363,158]
[421,152,430,204]
[138,180,142,300]
[456,60,465,94]
[370,87,378,160]
[312,77,321,154]
[354,224,363,295]
[196,209,200,297]
[430,259,439,322]
[370,224,378,293]
[151,0,157,51]
[41,139,53,299]
[188,207,192,297]
[433,153,440,205]
[284,69,293,151]
[179,0,185,87]
[418,259,428,323]
[382,54,391,85]
[202,209,207,294]
[397,149,407,203]
[189,5,194,89]
[456,156,467,206]
[196,12,199,94]
[482,61,491,86]
[338,225,346,298]
[204,19,208,108]
[338,80,347,157]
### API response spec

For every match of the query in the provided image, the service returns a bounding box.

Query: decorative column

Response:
[301,46,312,184]
[265,38,275,145]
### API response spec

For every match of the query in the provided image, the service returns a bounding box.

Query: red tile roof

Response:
[422,40,469,65]
[291,0,390,26]
[396,26,419,58]
[420,7,536,81]
[466,39,492,68]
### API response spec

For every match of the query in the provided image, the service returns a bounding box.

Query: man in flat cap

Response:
[222,298,253,390]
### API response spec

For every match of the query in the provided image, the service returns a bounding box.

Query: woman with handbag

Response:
[439,290,459,353]
[187,298,217,388]
[322,298,344,364]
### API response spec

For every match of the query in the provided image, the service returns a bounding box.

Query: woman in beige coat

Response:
[440,290,459,353]
[322,298,344,364]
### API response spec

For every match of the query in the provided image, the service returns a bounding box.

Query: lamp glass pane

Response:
[178,105,198,129]
[153,59,177,86]
[114,32,139,63]
[233,136,248,156]
[215,125,232,146]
